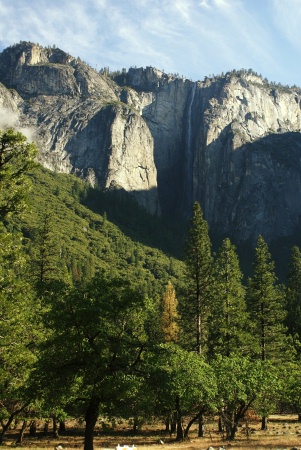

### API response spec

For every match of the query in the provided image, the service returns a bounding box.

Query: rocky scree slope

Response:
[1,42,301,243]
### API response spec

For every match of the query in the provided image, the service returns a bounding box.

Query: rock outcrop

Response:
[1,42,301,243]
[0,42,159,214]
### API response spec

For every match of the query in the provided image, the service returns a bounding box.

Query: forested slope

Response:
[13,165,184,296]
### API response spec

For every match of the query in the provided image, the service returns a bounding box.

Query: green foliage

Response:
[246,235,288,362]
[0,128,37,220]
[286,246,301,353]
[180,202,213,355]
[14,165,184,293]
[213,356,281,440]
[147,343,217,439]
[208,238,250,357]
[36,272,151,416]
[29,210,69,289]
[282,360,301,416]
[0,129,42,441]
[0,224,41,442]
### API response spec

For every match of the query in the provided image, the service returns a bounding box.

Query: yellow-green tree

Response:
[161,281,179,343]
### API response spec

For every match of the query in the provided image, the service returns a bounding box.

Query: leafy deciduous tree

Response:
[148,343,217,441]
[36,273,150,450]
[213,356,280,440]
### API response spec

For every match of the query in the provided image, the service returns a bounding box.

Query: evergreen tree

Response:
[246,236,287,363]
[30,211,65,289]
[208,238,249,358]
[181,202,213,356]
[246,235,289,430]
[286,246,301,353]
[0,128,37,220]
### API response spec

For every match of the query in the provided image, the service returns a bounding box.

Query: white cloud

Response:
[271,0,301,49]
[200,1,211,9]
[0,0,300,86]
[213,0,230,9]
[0,106,19,129]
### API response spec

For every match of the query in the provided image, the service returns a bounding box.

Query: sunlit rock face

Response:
[1,42,301,242]
[0,42,159,214]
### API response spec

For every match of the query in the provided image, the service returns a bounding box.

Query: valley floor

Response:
[2,415,301,450]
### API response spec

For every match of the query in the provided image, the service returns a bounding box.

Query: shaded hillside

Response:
[13,165,184,296]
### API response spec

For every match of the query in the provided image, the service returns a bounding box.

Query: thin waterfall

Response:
[184,83,197,214]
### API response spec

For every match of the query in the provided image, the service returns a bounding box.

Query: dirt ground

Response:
[2,414,301,450]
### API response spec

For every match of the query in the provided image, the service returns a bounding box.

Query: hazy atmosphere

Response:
[0,0,300,86]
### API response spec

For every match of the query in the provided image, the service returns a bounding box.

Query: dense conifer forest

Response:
[1,129,301,450]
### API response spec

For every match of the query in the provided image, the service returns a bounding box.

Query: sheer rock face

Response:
[1,42,301,242]
[0,43,159,214]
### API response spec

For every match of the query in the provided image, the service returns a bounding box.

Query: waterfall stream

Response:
[184,83,197,213]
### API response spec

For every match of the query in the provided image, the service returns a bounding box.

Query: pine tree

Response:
[246,236,287,362]
[0,128,37,220]
[31,211,62,287]
[208,238,249,358]
[181,202,213,356]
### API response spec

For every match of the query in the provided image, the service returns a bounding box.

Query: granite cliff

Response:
[1,42,301,244]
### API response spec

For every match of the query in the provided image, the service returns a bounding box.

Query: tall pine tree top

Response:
[181,202,213,356]
[247,235,287,362]
[208,238,249,358]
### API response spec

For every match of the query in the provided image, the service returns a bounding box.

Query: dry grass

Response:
[2,415,301,450]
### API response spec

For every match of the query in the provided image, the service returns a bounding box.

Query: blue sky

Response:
[0,0,300,86]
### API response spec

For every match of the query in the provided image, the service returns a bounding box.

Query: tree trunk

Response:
[15,420,27,445]
[29,420,37,437]
[84,396,101,450]
[176,418,183,441]
[132,417,138,434]
[165,418,170,432]
[229,423,238,440]
[52,417,59,438]
[0,404,29,444]
[261,416,268,430]
[298,412,301,422]
[218,416,223,432]
[184,409,204,439]
[43,421,49,436]
[170,413,176,435]
[198,413,204,437]
[59,420,66,435]
[175,396,183,441]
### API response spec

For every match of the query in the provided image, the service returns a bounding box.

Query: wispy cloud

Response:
[0,0,300,86]
[271,0,301,49]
